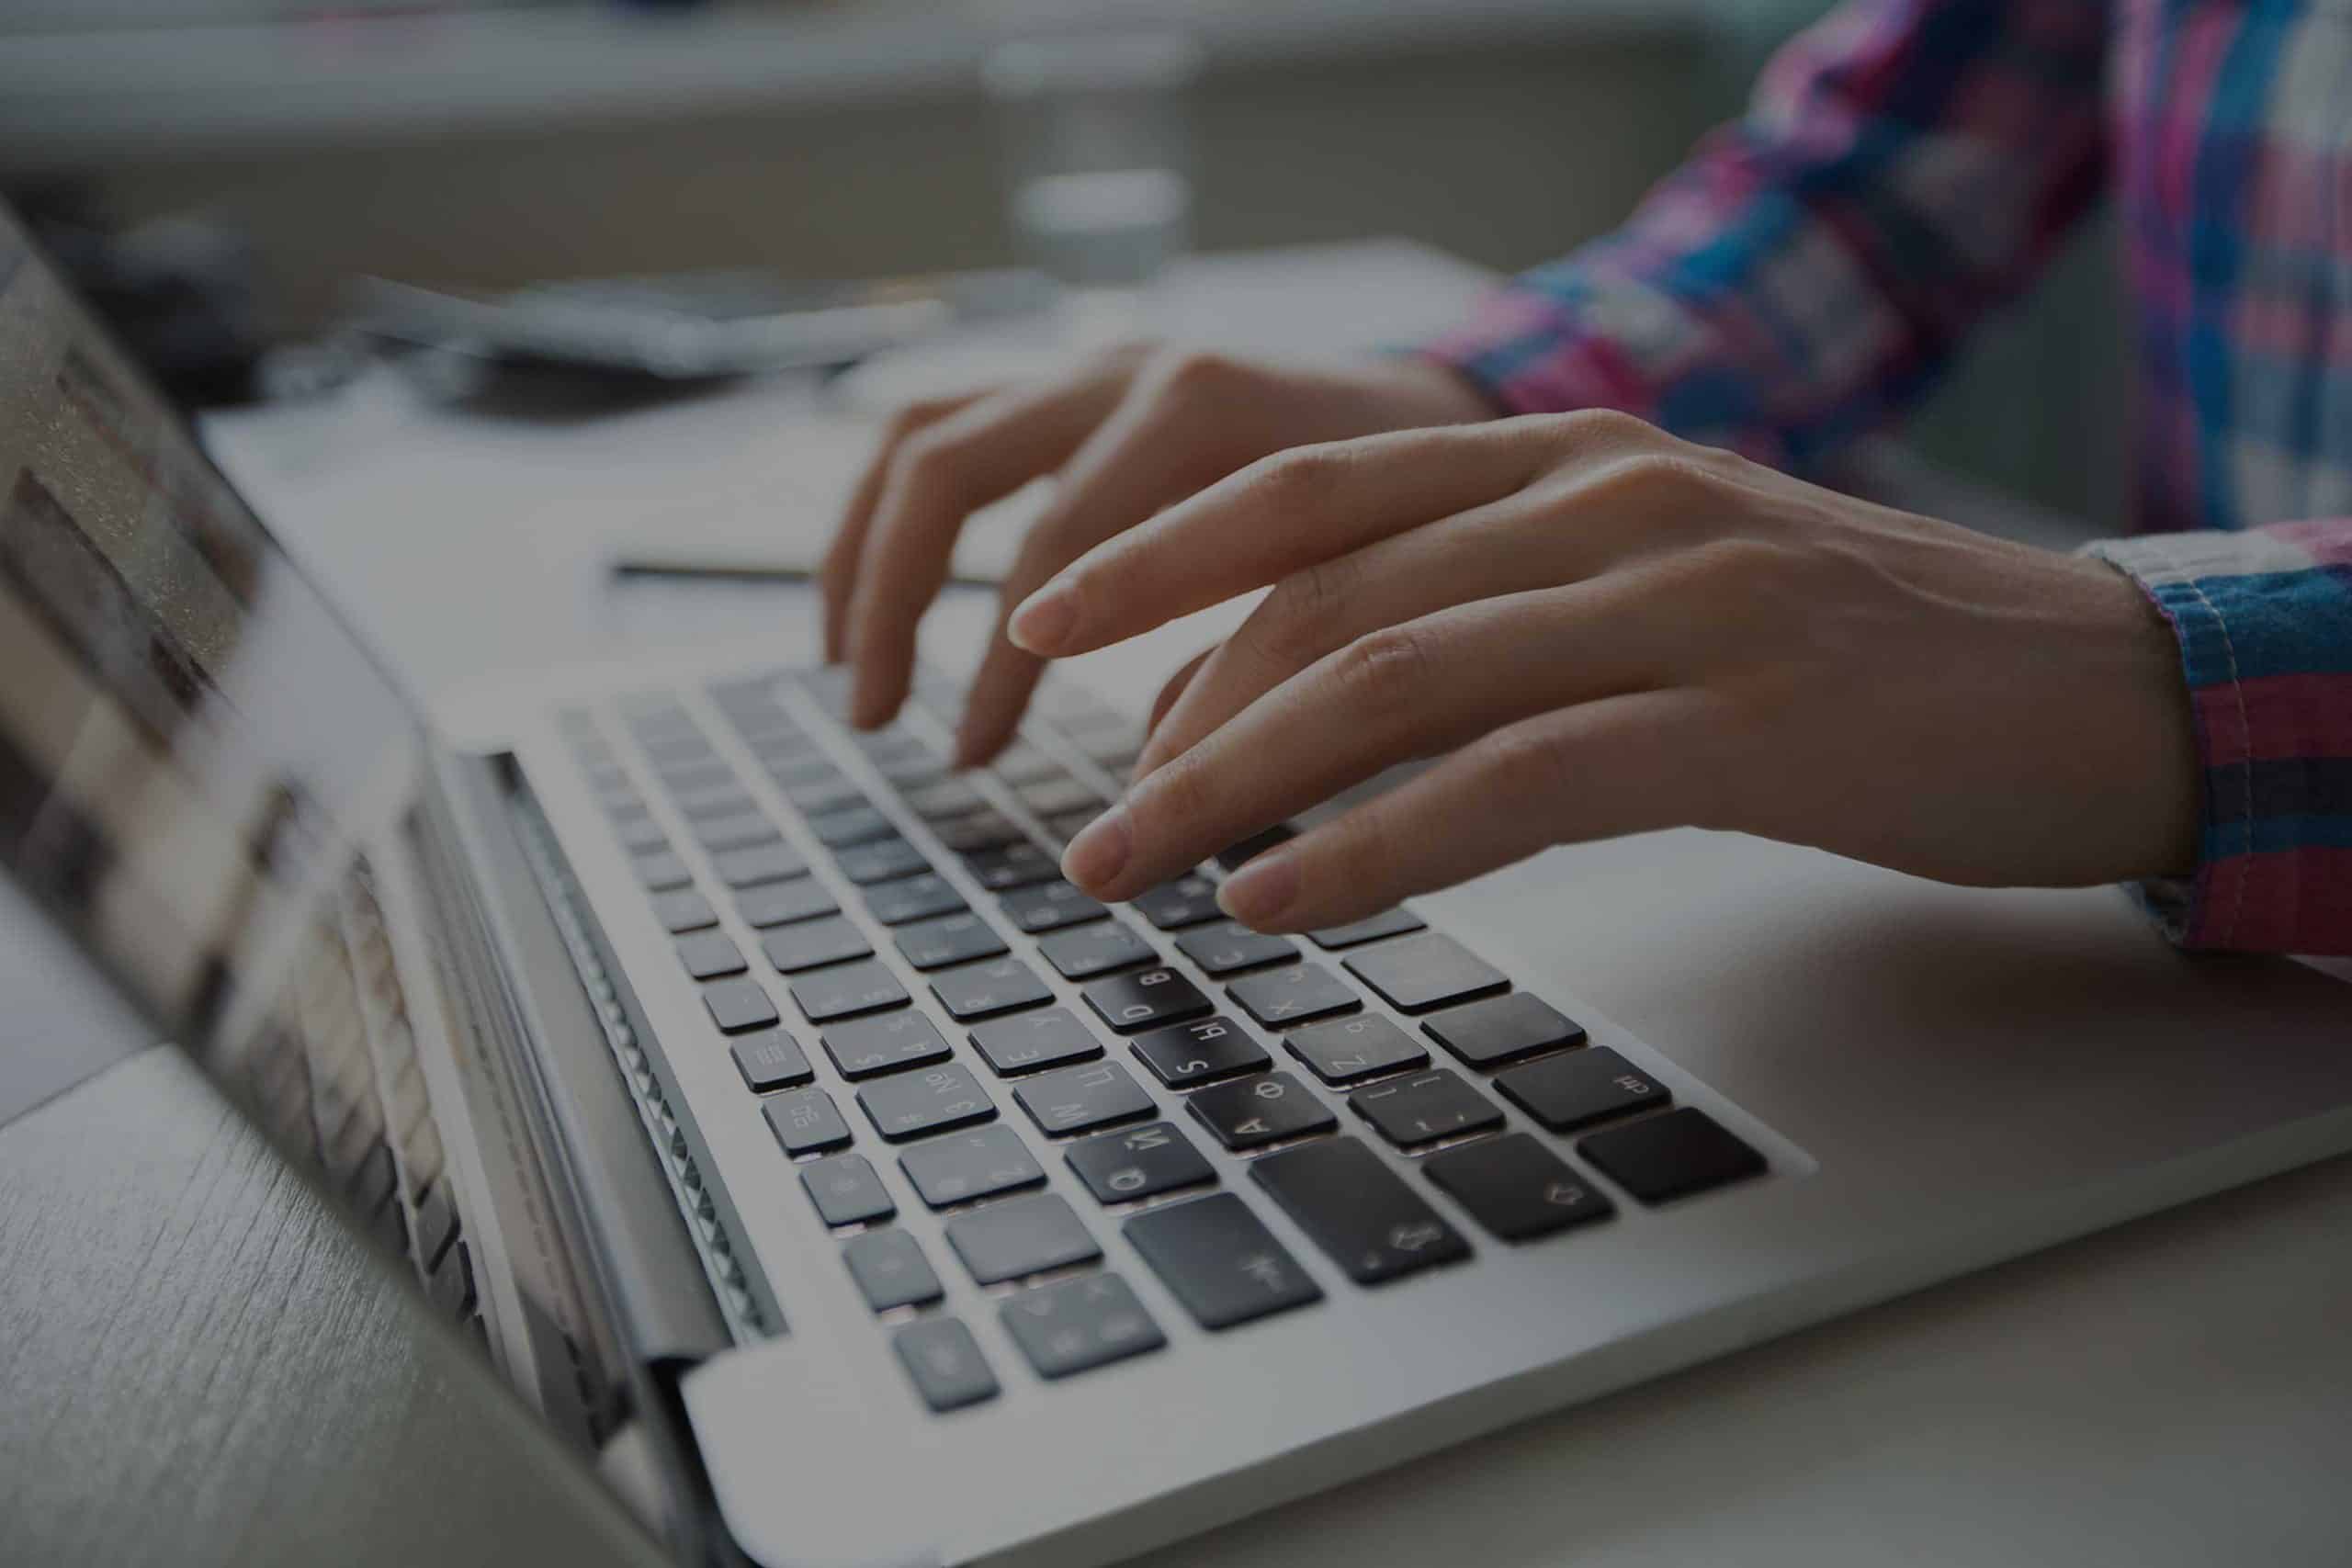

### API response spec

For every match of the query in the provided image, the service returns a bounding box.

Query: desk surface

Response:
[9,241,2348,1568]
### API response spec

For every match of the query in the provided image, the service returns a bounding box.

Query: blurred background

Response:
[0,0,2126,526]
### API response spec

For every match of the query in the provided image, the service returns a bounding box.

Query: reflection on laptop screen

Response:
[0,203,424,1074]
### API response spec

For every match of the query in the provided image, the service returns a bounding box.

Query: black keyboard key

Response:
[899,1125,1045,1209]
[933,810,1025,854]
[989,741,1062,784]
[1423,992,1587,1068]
[1129,1015,1271,1088]
[659,759,736,795]
[856,1062,996,1141]
[1578,1108,1765,1203]
[634,851,693,893]
[1421,1133,1613,1240]
[904,777,989,820]
[864,873,966,926]
[800,1152,895,1226]
[968,1008,1103,1077]
[808,804,896,849]
[944,1192,1101,1284]
[836,836,931,886]
[413,1183,459,1272]
[998,879,1109,934]
[1341,932,1508,1013]
[649,888,718,933]
[1251,1137,1469,1284]
[876,753,948,790]
[1306,908,1427,950]
[1065,1121,1215,1204]
[820,1010,952,1079]
[671,783,756,819]
[893,1317,997,1411]
[1014,1058,1156,1137]
[616,816,670,854]
[1044,805,1108,841]
[894,910,1010,971]
[1495,1046,1668,1133]
[712,842,808,888]
[1174,921,1299,976]
[1187,1071,1335,1151]
[846,1229,944,1313]
[692,811,780,853]
[1015,775,1105,818]
[1351,1068,1504,1148]
[1000,1272,1165,1379]
[767,756,844,792]
[731,1030,814,1092]
[1215,823,1295,872]
[429,1239,477,1321]
[1039,920,1158,981]
[703,977,780,1033]
[761,916,873,974]
[736,878,838,929]
[930,956,1053,1021]
[763,1086,853,1156]
[1123,1192,1322,1329]
[963,841,1061,891]
[640,735,717,769]
[788,959,910,1022]
[676,931,747,980]
[1082,967,1211,1032]
[1130,874,1224,931]
[1283,1014,1429,1086]
[782,776,866,816]
[1227,964,1361,1030]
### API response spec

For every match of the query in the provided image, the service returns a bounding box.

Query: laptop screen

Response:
[0,202,425,1075]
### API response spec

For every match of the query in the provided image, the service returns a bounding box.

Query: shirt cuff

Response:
[2083,526,2352,955]
[1409,283,1674,423]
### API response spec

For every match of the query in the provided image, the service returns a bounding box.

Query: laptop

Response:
[6,197,2350,1568]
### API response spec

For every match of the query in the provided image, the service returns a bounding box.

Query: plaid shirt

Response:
[1423,0,2352,955]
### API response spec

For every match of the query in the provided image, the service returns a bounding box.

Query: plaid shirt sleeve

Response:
[1417,0,2110,470]
[2086,525,2352,956]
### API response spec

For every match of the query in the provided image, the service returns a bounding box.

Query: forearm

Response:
[2086,522,2352,954]
[1419,0,2109,470]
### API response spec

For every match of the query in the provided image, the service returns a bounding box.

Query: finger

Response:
[1006,411,1652,658]
[820,392,983,663]
[1134,491,1559,777]
[947,375,1270,764]
[1214,687,1732,932]
[844,349,1142,727]
[1060,582,1680,901]
[1147,645,1218,741]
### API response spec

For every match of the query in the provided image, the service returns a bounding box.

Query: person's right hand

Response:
[820,343,1494,762]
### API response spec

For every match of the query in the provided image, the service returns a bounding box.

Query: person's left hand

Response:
[1002,411,2200,931]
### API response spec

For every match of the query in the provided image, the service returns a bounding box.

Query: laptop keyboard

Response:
[556,665,1768,1411]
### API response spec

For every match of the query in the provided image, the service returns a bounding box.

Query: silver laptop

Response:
[6,199,2350,1568]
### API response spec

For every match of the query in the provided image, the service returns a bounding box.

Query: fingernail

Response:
[1061,807,1130,890]
[1009,581,1078,654]
[1217,848,1298,927]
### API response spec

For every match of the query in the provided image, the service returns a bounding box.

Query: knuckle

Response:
[1557,406,1657,448]
[1136,746,1216,834]
[1477,719,1579,805]
[1242,443,1351,514]
[1333,623,1438,709]
[1145,347,1250,405]
[890,431,972,510]
[1252,555,1357,668]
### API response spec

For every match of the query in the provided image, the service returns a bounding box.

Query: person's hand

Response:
[1001,411,2200,931]
[820,344,1493,760]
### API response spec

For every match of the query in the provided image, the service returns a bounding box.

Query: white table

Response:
[174,241,2352,1566]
